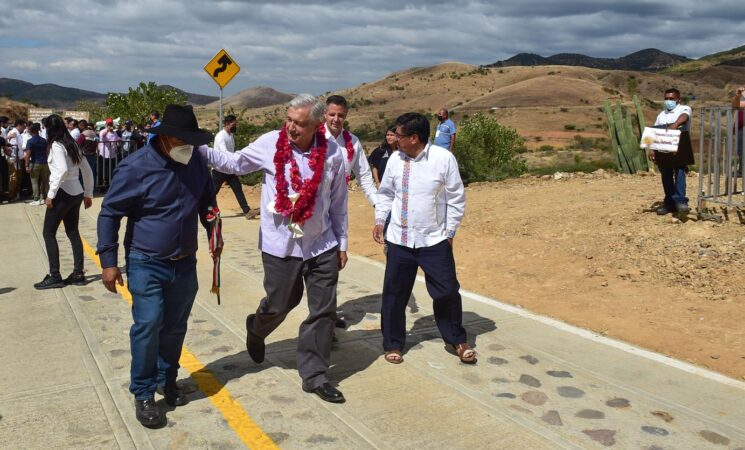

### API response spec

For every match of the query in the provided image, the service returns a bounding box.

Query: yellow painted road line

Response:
[81,238,279,450]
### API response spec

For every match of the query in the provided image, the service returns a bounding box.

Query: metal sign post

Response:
[204,49,240,132]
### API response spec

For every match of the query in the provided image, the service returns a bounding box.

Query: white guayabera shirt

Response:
[324,127,378,206]
[375,143,465,248]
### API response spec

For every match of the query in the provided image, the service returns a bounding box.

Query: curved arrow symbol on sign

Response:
[213,55,233,78]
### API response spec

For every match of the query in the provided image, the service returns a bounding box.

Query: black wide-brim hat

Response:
[148,104,213,146]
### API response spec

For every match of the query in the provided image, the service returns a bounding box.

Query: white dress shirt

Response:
[47,142,94,199]
[654,104,692,131]
[198,130,348,260]
[325,127,377,206]
[213,129,235,153]
[375,143,465,248]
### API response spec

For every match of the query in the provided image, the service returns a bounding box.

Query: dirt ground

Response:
[219,171,745,381]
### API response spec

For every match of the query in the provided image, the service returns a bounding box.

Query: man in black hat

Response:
[97,104,221,429]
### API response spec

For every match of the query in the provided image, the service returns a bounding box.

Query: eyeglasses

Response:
[394,132,413,139]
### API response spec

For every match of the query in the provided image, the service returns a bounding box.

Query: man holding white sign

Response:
[649,88,692,216]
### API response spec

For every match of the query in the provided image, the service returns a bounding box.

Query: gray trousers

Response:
[249,247,339,389]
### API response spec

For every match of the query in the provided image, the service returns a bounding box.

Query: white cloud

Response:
[9,60,40,70]
[0,0,743,95]
[48,59,106,71]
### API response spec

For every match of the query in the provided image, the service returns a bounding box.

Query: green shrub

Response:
[453,113,527,183]
[564,124,576,130]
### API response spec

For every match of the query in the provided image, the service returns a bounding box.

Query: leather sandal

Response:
[452,343,477,364]
[384,350,404,364]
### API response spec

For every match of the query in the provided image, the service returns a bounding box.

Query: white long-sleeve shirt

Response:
[325,127,377,206]
[375,143,465,248]
[47,141,94,199]
[213,129,235,153]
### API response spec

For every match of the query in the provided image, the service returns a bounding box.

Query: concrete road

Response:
[1,199,744,449]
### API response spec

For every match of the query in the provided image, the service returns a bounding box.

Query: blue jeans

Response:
[126,250,198,400]
[660,166,688,208]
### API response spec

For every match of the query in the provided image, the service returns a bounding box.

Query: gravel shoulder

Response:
[221,170,745,381]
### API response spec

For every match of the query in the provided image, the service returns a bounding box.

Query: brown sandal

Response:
[384,350,404,364]
[453,343,477,364]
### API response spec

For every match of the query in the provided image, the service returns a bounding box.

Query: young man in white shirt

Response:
[323,95,378,329]
[650,88,692,216]
[65,117,81,142]
[373,112,474,365]
[210,115,256,218]
[323,95,378,206]
[6,119,27,200]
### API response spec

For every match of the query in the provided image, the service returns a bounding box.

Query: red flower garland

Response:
[273,125,328,225]
[321,124,355,183]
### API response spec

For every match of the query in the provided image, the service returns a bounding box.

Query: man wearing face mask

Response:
[96,104,220,429]
[434,107,457,151]
[650,88,693,216]
[211,115,257,218]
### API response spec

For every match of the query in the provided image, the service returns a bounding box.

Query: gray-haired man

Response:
[199,94,349,403]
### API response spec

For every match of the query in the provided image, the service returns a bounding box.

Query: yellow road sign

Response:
[204,49,240,89]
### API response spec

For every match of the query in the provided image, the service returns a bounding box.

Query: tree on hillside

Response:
[454,113,527,183]
[105,82,187,125]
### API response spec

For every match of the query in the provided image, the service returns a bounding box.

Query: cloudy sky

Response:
[2,0,744,97]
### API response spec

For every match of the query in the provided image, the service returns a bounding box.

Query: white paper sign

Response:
[640,127,680,153]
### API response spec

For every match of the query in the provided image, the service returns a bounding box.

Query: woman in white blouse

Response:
[34,114,94,290]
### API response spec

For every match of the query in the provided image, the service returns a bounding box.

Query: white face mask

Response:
[169,144,193,164]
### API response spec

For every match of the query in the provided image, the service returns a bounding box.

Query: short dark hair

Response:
[64,116,74,123]
[224,114,237,124]
[150,111,160,119]
[79,119,88,126]
[664,88,681,97]
[326,95,348,109]
[0,116,8,124]
[29,123,41,134]
[15,119,26,127]
[394,112,430,143]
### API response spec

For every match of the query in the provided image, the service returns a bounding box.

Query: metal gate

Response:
[697,107,745,220]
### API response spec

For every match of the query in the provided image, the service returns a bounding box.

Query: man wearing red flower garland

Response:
[198,94,349,403]
[323,95,378,206]
[322,94,378,330]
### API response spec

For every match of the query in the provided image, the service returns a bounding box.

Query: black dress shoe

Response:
[334,317,347,329]
[675,203,690,215]
[157,383,188,407]
[63,271,86,285]
[245,314,265,363]
[34,274,65,290]
[134,398,165,428]
[303,383,345,403]
[656,205,671,215]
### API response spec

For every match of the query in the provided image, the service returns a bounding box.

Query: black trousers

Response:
[249,247,339,389]
[0,155,8,194]
[42,189,84,276]
[212,170,250,213]
[381,240,467,351]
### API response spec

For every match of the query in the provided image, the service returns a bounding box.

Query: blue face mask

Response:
[664,100,677,111]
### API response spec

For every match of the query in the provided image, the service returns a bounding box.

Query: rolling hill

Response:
[205,86,293,110]
[487,48,690,72]
[0,78,219,109]
[0,78,105,109]
[664,44,745,73]
[210,60,742,153]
